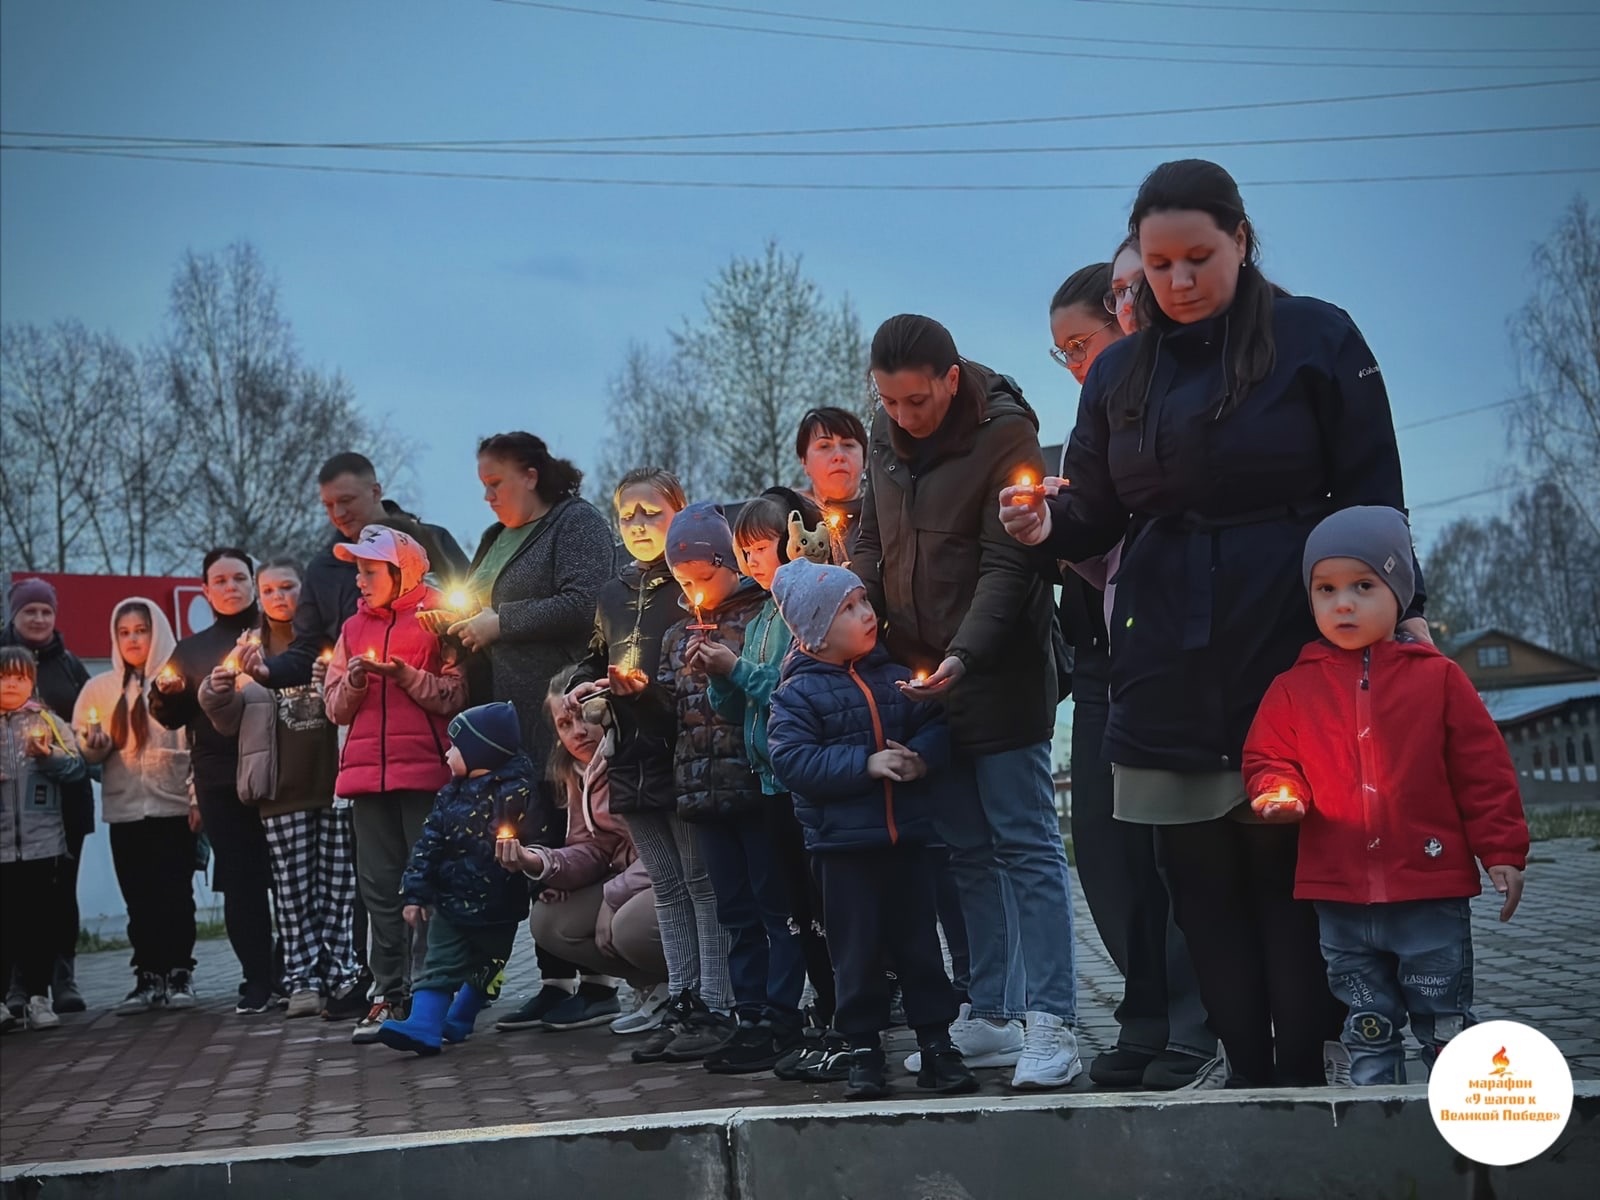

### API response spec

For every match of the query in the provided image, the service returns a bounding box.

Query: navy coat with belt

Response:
[1044,294,1424,775]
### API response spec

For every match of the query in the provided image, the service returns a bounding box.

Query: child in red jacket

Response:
[1242,506,1528,1087]
[324,525,468,1043]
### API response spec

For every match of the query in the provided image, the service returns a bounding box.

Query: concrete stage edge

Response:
[4,1083,1597,1199]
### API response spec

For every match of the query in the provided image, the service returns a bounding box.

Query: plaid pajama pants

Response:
[263,806,359,995]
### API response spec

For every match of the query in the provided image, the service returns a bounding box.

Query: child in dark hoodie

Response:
[376,702,533,1056]
[767,559,975,1100]
[658,502,802,1073]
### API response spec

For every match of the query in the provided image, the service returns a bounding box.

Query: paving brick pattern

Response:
[3,841,1595,1166]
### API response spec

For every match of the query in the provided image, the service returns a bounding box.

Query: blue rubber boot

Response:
[375,988,450,1056]
[442,985,489,1044]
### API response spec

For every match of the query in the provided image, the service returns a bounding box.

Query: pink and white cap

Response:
[333,525,431,595]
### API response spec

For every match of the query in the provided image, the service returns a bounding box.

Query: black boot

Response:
[916,1039,978,1095]
[845,1046,889,1099]
[52,955,86,1014]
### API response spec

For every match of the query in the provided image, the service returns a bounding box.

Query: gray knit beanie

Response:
[770,559,863,652]
[1302,505,1416,616]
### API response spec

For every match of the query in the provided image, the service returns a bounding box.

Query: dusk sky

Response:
[4,0,1598,556]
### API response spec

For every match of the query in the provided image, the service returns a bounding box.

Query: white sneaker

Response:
[1010,1012,1082,1090]
[903,1003,1024,1073]
[24,994,61,1031]
[1323,1039,1354,1087]
[611,983,671,1035]
[1179,1053,1230,1090]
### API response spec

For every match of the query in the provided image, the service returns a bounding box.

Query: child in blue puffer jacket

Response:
[766,560,975,1101]
[376,702,535,1056]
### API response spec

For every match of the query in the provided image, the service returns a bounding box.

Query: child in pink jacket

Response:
[324,525,467,1042]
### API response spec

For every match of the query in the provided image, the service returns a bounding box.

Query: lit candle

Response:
[913,670,929,686]
[497,825,516,841]
[826,511,842,531]
[447,588,472,614]
[363,648,378,662]
[1010,471,1044,505]
[223,655,240,673]
[318,648,334,664]
[29,718,50,752]
[688,589,716,632]
[1277,785,1292,805]
[86,707,102,737]
[158,664,179,685]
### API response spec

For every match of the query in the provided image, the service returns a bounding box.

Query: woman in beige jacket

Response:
[200,558,358,1019]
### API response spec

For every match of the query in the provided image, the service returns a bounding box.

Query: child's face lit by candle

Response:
[616,484,682,565]
[0,671,33,714]
[670,562,740,615]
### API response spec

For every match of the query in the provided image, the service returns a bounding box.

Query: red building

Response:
[5,572,208,660]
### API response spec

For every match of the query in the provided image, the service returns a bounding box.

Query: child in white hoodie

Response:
[74,598,198,1014]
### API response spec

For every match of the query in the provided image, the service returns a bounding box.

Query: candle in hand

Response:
[363,649,377,662]
[318,648,334,664]
[689,590,716,631]
[913,670,929,686]
[223,655,240,673]
[86,707,102,737]
[447,588,472,614]
[1010,471,1044,505]
[158,664,179,684]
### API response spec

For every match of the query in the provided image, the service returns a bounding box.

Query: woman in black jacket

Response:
[3,577,93,1015]
[1003,160,1425,1088]
[150,548,278,1014]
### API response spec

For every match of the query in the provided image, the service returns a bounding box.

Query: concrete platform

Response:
[4,1085,1597,1200]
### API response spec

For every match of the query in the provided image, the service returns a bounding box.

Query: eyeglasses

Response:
[1103,283,1139,316]
[1049,318,1117,368]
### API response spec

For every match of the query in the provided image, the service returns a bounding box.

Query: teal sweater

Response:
[706,597,793,796]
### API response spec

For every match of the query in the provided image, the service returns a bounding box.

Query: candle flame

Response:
[224,656,240,672]
[363,649,377,661]
[826,512,842,530]
[1018,472,1034,489]
[88,707,99,723]
[1278,785,1291,803]
[318,648,334,663]
[159,665,177,680]
[447,588,471,612]
[1491,1046,1511,1075]
[498,825,515,840]
[693,591,705,608]
[914,670,928,683]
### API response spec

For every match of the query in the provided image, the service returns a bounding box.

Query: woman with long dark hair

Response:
[1004,160,1424,1087]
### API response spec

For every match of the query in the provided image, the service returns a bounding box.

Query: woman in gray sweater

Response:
[450,431,620,1030]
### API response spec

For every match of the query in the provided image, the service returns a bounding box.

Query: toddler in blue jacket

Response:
[766,559,975,1100]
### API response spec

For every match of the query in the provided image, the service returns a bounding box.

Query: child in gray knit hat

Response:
[1242,505,1528,1087]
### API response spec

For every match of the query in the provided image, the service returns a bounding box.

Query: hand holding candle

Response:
[999,469,1055,547]
[86,707,102,737]
[1251,784,1307,822]
[25,717,52,757]
[155,664,183,693]
[1008,471,1046,505]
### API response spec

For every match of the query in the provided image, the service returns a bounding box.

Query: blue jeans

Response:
[1315,897,1475,1086]
[694,812,807,1027]
[933,741,1076,1023]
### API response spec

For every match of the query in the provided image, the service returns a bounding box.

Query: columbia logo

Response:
[1358,365,1381,379]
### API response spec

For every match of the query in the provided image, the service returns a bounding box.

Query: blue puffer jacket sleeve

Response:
[768,686,873,801]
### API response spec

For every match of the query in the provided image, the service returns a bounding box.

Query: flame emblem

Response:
[1490,1046,1511,1076]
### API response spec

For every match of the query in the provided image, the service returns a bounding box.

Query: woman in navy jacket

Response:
[1002,160,1426,1088]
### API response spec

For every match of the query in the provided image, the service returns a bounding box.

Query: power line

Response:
[7,120,1592,159]
[490,1,1599,70]
[7,142,1597,192]
[1062,0,1599,16]
[1411,478,1531,511]
[646,0,1600,54]
[1396,397,1519,431]
[5,76,1594,150]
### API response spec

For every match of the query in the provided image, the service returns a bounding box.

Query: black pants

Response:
[1156,818,1346,1087]
[2,858,61,996]
[110,817,198,975]
[816,844,956,1046]
[770,794,836,1025]
[1070,654,1210,1058]
[53,831,85,965]
[197,786,275,990]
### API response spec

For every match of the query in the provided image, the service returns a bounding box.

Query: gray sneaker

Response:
[660,1010,736,1063]
[117,971,166,1015]
[165,970,197,1010]
[285,988,323,1019]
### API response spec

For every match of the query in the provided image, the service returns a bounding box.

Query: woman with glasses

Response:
[1004,159,1423,1089]
[1046,262,1215,1091]
[1108,235,1145,337]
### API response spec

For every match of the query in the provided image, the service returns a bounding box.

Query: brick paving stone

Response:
[4,842,1596,1167]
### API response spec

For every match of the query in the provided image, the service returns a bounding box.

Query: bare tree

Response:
[671,239,868,499]
[0,321,118,571]
[1421,513,1521,641]
[161,242,389,562]
[1508,196,1600,538]
[595,341,715,505]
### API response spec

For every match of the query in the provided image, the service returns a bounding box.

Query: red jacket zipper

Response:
[846,665,898,845]
[1356,646,1386,903]
[379,610,395,794]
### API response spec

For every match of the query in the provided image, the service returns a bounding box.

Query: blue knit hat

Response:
[664,502,737,572]
[448,702,521,773]
[1302,505,1416,616]
[771,558,864,652]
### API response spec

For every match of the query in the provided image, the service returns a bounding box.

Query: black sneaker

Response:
[845,1046,890,1099]
[495,984,572,1032]
[322,975,371,1021]
[1142,1049,1214,1091]
[916,1042,978,1095]
[797,1034,853,1083]
[165,969,198,1010]
[773,1044,815,1081]
[235,981,273,1015]
[660,995,736,1063]
[631,990,692,1064]
[540,983,622,1031]
[705,1020,791,1075]
[1090,1046,1157,1088]
[117,971,166,1016]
